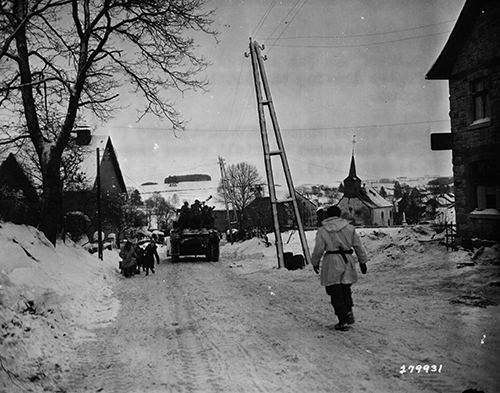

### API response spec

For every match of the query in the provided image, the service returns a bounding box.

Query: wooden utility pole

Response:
[218,156,235,244]
[96,148,103,261]
[247,38,311,268]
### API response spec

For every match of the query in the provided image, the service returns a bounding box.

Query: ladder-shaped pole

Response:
[249,39,285,269]
[254,42,311,266]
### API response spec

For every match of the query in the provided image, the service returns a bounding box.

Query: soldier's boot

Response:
[334,314,351,331]
[346,311,355,325]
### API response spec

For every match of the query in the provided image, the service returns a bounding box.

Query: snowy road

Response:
[64,241,499,393]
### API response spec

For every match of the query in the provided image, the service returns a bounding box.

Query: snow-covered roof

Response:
[79,135,108,187]
[470,208,500,216]
[79,135,126,192]
[436,194,455,206]
[357,186,392,208]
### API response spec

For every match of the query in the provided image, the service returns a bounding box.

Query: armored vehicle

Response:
[169,227,220,263]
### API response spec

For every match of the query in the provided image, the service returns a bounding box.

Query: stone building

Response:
[426,0,500,243]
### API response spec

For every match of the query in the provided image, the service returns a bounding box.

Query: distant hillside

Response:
[164,174,211,183]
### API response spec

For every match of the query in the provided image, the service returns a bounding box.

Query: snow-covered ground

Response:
[0,222,124,392]
[222,226,500,392]
[0,221,499,392]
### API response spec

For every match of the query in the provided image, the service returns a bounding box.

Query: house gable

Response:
[426,0,500,80]
[80,135,127,195]
[0,154,39,225]
[101,139,127,195]
[426,0,500,242]
[0,154,38,201]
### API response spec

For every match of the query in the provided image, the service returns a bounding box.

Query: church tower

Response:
[342,137,362,197]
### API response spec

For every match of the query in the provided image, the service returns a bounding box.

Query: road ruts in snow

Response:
[63,254,462,393]
[166,265,226,393]
[65,334,134,393]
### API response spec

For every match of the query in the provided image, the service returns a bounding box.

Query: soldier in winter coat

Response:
[142,239,160,276]
[311,205,368,331]
[119,240,139,278]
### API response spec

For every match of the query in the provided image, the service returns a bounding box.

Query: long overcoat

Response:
[142,242,160,268]
[119,244,137,269]
[311,217,368,286]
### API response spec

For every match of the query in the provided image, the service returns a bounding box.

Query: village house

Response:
[0,153,40,226]
[243,188,318,231]
[63,127,127,239]
[426,0,500,244]
[336,153,393,227]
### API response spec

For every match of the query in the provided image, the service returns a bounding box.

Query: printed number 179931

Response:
[399,364,443,374]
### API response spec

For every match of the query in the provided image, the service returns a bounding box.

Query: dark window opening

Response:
[471,78,489,122]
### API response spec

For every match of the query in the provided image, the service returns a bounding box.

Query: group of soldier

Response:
[176,199,215,230]
[119,238,160,278]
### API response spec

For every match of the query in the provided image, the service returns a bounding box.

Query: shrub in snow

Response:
[64,211,91,242]
[0,185,37,225]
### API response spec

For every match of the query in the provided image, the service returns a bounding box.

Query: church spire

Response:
[348,134,357,177]
[343,135,362,197]
[348,154,357,178]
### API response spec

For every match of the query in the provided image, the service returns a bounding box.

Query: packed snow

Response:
[0,222,499,392]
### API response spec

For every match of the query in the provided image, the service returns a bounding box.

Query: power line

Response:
[264,19,456,41]
[288,153,380,180]
[265,0,303,43]
[231,84,253,134]
[226,56,246,131]
[251,0,278,37]
[268,0,309,53]
[270,30,450,48]
[106,119,449,132]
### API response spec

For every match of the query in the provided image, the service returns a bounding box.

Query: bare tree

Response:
[0,0,216,244]
[102,192,147,247]
[218,161,263,226]
[144,192,173,229]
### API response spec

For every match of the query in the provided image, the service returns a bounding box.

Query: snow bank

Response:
[0,222,120,329]
[222,224,498,280]
[0,222,121,392]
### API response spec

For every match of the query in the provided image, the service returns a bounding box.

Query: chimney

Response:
[73,126,92,146]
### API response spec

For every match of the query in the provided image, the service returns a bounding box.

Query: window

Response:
[471,78,490,123]
[476,185,499,210]
[470,160,500,212]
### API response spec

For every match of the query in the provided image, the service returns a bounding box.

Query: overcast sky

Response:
[97,0,466,189]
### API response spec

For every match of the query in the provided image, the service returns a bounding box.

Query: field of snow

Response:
[0,221,498,392]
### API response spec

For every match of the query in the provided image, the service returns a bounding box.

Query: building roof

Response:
[347,154,358,180]
[426,0,494,79]
[0,153,38,201]
[339,185,392,209]
[358,186,393,208]
[80,135,127,192]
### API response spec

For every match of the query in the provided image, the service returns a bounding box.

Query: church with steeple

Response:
[336,140,393,226]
